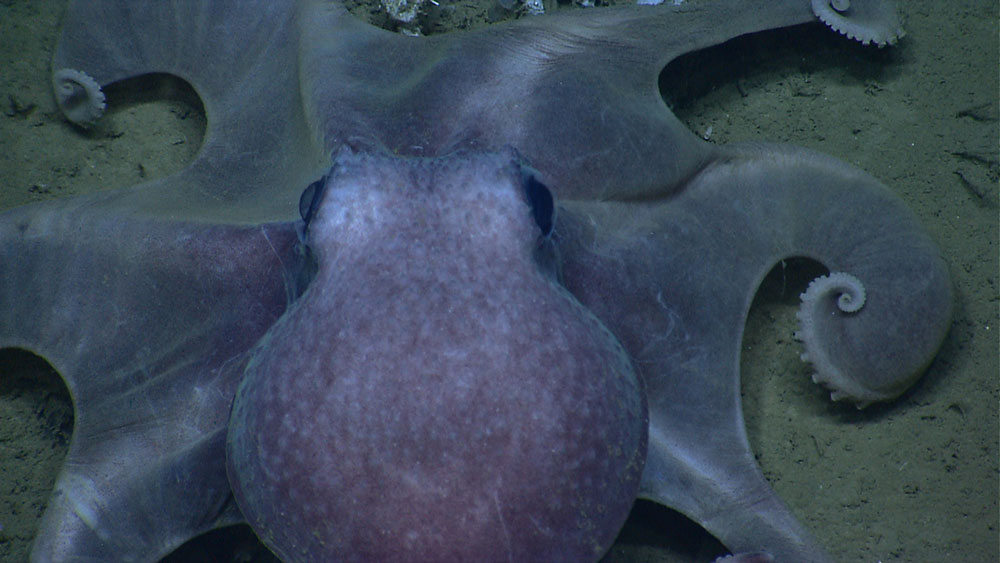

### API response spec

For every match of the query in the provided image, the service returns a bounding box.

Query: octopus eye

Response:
[523,174,554,237]
[299,174,328,226]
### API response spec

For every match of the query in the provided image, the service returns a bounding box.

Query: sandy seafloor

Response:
[0,0,996,561]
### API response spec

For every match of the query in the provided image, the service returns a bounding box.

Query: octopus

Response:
[0,0,951,561]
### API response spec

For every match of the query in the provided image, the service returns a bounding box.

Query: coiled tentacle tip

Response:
[53,68,106,127]
[811,0,904,47]
[796,272,878,407]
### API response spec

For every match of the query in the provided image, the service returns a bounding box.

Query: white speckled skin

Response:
[227,149,647,562]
